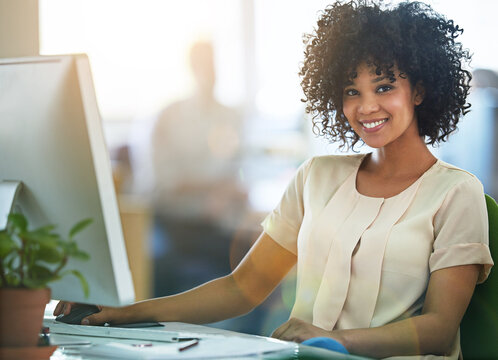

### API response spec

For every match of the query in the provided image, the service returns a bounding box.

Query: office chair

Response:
[460,194,498,359]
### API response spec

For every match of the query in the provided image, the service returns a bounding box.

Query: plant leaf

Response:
[2,215,92,291]
[5,273,20,287]
[64,242,78,256]
[24,232,59,247]
[71,249,90,261]
[32,224,57,235]
[30,264,55,282]
[36,245,63,264]
[7,213,28,232]
[63,269,89,298]
[0,232,17,258]
[6,255,17,270]
[23,225,58,245]
[57,240,70,253]
[69,218,93,239]
[23,277,50,289]
[37,235,59,247]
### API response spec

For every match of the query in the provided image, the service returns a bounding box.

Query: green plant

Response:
[0,213,92,297]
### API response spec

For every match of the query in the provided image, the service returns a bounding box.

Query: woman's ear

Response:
[414,81,425,106]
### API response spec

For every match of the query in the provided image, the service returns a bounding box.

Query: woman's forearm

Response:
[273,314,455,358]
[121,274,256,325]
[273,266,478,358]
[110,233,295,327]
[337,313,455,358]
[338,265,479,358]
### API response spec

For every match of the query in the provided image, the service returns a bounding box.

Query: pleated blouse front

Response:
[262,154,493,360]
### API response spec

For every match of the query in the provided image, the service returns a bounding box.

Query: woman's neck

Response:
[365,138,437,179]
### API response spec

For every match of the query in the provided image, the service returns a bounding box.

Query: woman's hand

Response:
[53,301,103,317]
[80,306,122,325]
[53,301,74,316]
[271,317,345,344]
[53,301,120,325]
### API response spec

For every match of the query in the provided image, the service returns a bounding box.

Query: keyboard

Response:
[44,318,191,343]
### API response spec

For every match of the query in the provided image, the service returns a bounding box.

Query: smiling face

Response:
[342,63,424,149]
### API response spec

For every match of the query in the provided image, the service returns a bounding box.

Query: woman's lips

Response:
[361,118,388,133]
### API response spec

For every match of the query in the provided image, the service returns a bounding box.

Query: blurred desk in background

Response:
[118,194,152,301]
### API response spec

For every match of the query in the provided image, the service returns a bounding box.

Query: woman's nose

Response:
[358,95,380,114]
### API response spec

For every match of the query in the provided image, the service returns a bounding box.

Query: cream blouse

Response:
[262,154,494,360]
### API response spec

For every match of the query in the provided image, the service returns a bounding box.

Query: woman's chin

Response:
[361,139,388,149]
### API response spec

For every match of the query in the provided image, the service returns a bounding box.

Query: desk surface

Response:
[45,319,370,359]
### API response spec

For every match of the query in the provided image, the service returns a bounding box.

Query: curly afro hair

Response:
[300,0,472,150]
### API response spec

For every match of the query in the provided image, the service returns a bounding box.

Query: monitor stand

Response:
[0,180,22,231]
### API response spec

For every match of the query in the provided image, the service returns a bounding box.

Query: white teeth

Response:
[363,119,387,129]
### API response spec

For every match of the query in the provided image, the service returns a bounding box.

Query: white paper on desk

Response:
[80,340,196,359]
[80,336,295,359]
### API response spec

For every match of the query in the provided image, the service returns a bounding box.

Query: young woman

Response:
[55,1,493,358]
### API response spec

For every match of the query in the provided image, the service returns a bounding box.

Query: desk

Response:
[45,319,370,359]
[119,194,152,301]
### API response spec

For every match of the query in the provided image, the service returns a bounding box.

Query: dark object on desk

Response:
[56,304,100,324]
[179,339,200,352]
[109,322,164,328]
[38,326,50,346]
[55,304,163,328]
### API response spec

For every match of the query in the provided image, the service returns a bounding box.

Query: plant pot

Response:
[0,288,51,347]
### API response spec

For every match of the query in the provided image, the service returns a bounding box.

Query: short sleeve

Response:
[430,177,494,283]
[261,158,313,255]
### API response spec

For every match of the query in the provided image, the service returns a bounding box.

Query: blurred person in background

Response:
[148,40,248,299]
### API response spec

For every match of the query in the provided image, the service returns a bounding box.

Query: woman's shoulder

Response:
[299,153,365,185]
[432,159,483,187]
[424,159,485,200]
[307,153,365,169]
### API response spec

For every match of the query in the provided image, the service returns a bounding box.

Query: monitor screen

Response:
[0,54,135,306]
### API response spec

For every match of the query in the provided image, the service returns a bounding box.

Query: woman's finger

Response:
[82,307,109,326]
[54,301,71,316]
[271,319,292,339]
[53,301,77,316]
[63,302,76,315]
[53,301,63,316]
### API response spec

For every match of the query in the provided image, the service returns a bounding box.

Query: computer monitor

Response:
[0,54,135,306]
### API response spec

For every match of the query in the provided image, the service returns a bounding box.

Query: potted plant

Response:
[0,213,92,348]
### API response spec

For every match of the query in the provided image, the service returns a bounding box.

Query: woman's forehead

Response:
[345,63,400,84]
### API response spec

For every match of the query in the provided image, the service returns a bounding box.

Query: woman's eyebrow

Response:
[372,75,397,83]
[372,75,389,83]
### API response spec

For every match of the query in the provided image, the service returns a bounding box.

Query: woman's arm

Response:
[273,264,480,358]
[73,232,297,325]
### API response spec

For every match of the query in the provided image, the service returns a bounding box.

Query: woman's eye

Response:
[377,85,393,93]
[344,89,358,96]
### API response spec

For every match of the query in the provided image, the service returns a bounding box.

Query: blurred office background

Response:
[1,0,497,336]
